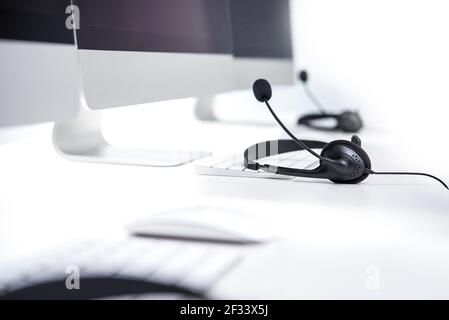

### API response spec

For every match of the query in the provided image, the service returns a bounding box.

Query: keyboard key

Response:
[180,248,242,291]
[150,244,211,284]
[117,240,181,278]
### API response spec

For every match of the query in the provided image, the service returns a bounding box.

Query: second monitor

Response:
[230,0,294,89]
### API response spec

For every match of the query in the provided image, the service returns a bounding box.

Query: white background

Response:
[291,0,449,140]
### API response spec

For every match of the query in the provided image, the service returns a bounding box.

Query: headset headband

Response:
[244,139,328,177]
[298,112,363,133]
[297,113,341,131]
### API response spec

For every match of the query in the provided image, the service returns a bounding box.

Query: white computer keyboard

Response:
[195,150,320,179]
[0,237,243,298]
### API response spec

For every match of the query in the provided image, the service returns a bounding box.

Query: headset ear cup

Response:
[321,140,372,184]
[337,112,363,133]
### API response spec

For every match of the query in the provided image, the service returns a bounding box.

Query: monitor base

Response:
[53,105,209,167]
[194,96,217,121]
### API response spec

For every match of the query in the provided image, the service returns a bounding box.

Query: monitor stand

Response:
[53,105,209,167]
[194,96,217,121]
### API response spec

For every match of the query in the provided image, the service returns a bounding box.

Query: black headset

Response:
[297,70,363,133]
[244,79,448,189]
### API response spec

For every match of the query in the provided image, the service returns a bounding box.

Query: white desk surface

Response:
[1,104,448,299]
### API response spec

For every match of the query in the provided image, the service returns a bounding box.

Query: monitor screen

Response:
[0,0,74,44]
[74,0,232,54]
[230,0,292,59]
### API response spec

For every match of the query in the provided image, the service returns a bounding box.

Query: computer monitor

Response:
[0,0,81,128]
[74,0,235,109]
[53,0,238,167]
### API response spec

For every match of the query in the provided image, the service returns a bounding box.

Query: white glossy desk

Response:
[1,105,448,299]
